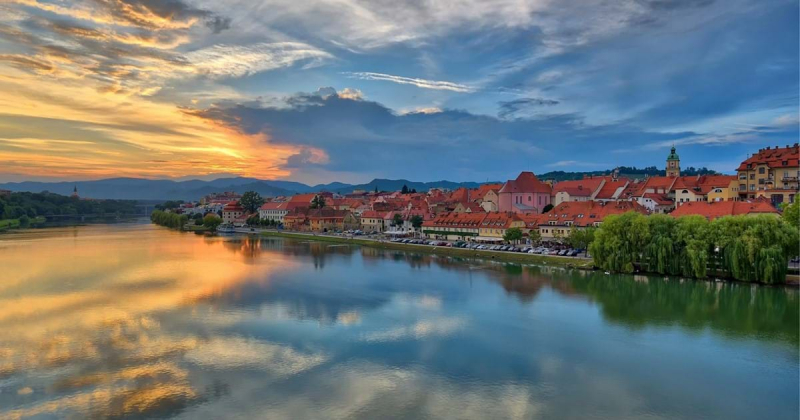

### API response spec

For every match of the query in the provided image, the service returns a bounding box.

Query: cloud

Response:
[343,72,473,92]
[183,89,713,181]
[498,98,560,119]
[185,43,333,78]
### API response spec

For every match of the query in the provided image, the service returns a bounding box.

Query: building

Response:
[536,201,648,240]
[666,146,681,177]
[498,172,552,214]
[453,202,485,213]
[551,177,604,206]
[670,200,780,221]
[477,212,524,242]
[307,209,359,232]
[222,202,245,224]
[673,175,739,205]
[71,185,79,199]
[421,212,486,241]
[360,210,386,233]
[473,183,502,212]
[736,144,799,204]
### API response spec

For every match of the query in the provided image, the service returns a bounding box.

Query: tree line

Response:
[589,209,799,284]
[0,191,138,220]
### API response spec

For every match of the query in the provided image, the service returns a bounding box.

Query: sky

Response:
[0,0,797,184]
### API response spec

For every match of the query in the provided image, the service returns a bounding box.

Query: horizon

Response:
[1,1,797,184]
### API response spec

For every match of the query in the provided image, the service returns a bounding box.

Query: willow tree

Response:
[643,214,678,275]
[590,212,650,273]
[673,215,711,279]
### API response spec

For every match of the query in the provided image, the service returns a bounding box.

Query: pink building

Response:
[498,171,552,214]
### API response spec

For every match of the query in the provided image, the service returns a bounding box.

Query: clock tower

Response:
[666,146,680,177]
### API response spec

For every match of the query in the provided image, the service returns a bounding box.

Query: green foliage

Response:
[401,184,409,194]
[246,215,260,226]
[591,212,798,283]
[240,191,265,213]
[0,191,137,220]
[310,195,326,209]
[18,214,30,227]
[503,227,523,243]
[541,204,554,214]
[782,200,799,229]
[567,227,595,250]
[155,200,184,211]
[392,213,404,227]
[150,210,188,230]
[410,215,424,229]
[202,214,222,230]
[528,228,541,244]
[590,212,650,273]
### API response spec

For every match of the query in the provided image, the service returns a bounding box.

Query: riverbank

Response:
[0,216,46,232]
[259,230,595,269]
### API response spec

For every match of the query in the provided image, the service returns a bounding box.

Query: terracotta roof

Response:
[642,193,673,206]
[552,178,604,197]
[289,193,317,203]
[737,144,800,171]
[594,179,629,200]
[223,202,244,211]
[480,212,522,229]
[499,172,552,194]
[422,212,487,228]
[541,201,648,227]
[670,200,779,220]
[473,183,503,200]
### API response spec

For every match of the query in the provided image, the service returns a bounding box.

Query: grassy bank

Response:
[0,216,46,232]
[260,230,594,269]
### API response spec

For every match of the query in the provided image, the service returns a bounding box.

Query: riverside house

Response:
[477,212,524,242]
[422,212,485,241]
[536,201,648,240]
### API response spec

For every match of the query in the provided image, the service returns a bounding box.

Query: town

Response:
[163,144,798,248]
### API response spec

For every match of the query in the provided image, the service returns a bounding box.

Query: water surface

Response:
[1,224,797,419]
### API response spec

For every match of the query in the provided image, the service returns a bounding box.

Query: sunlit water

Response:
[0,223,797,419]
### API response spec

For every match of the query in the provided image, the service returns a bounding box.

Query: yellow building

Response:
[477,212,524,242]
[737,144,799,204]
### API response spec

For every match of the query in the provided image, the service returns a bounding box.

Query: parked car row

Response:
[388,239,586,257]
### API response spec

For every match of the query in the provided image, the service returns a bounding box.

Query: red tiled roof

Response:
[499,172,552,194]
[542,201,648,227]
[422,212,487,228]
[642,193,673,206]
[480,212,521,229]
[736,145,800,171]
[289,193,317,203]
[552,178,604,197]
[223,202,244,211]
[670,201,779,220]
[594,179,630,200]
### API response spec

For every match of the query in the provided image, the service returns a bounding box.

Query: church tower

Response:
[666,146,680,177]
[71,185,79,198]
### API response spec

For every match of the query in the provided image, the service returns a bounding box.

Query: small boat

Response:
[217,223,235,234]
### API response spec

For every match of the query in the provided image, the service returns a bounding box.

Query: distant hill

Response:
[0,177,486,201]
[538,166,720,182]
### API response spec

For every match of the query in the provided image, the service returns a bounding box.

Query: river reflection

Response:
[0,224,797,419]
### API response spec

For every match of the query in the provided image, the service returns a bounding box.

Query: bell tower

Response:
[666,146,680,177]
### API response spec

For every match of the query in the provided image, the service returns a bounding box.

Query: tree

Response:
[782,200,799,229]
[567,227,595,250]
[374,186,378,193]
[311,195,326,209]
[410,215,424,229]
[392,213,404,227]
[202,213,222,230]
[18,214,30,227]
[401,184,409,194]
[246,215,260,226]
[240,191,265,214]
[542,204,554,214]
[410,188,417,194]
[528,229,541,245]
[504,227,523,243]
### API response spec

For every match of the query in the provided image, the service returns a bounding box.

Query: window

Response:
[759,167,765,174]
[528,196,531,202]
[750,185,755,191]
[750,174,755,180]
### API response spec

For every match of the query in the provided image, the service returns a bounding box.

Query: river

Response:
[0,223,797,419]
